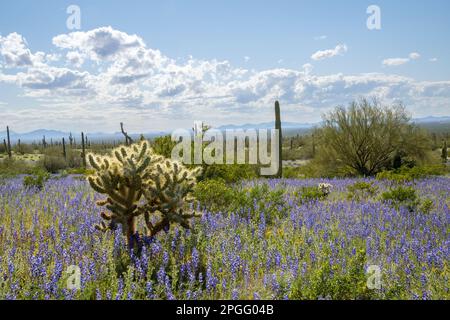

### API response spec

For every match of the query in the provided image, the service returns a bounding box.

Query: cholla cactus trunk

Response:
[87,140,201,253]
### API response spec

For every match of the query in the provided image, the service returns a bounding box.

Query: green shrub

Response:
[199,164,258,183]
[66,167,95,175]
[0,158,35,177]
[194,180,287,223]
[152,135,177,159]
[347,181,378,201]
[376,165,447,182]
[235,183,286,222]
[294,186,329,204]
[290,249,377,300]
[23,169,50,190]
[282,166,306,179]
[40,155,68,173]
[381,186,419,211]
[193,179,235,211]
[419,198,434,214]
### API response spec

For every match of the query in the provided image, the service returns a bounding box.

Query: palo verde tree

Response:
[87,140,201,252]
[317,98,430,176]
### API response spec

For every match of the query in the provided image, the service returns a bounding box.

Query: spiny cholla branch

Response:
[86,140,201,250]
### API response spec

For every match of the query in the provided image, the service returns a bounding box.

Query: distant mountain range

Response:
[1,116,449,143]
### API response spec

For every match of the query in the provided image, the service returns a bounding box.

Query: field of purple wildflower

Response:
[0,176,448,300]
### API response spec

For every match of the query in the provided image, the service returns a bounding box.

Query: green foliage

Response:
[199,163,258,183]
[290,249,377,300]
[294,185,329,204]
[381,186,419,211]
[317,98,431,176]
[235,183,286,222]
[419,198,434,214]
[376,165,447,182]
[0,158,35,177]
[23,169,50,190]
[66,167,96,175]
[41,155,68,173]
[282,166,304,178]
[193,179,235,212]
[152,135,177,159]
[347,181,378,201]
[194,180,286,222]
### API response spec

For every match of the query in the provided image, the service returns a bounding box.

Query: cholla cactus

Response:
[87,140,201,250]
[318,183,333,196]
[142,160,202,237]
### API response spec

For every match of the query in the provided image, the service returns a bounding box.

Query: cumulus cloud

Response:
[0,28,449,130]
[52,26,145,61]
[409,52,420,60]
[382,58,410,66]
[0,33,39,68]
[311,44,347,61]
[383,52,421,67]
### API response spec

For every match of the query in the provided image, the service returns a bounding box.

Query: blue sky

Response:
[0,0,449,132]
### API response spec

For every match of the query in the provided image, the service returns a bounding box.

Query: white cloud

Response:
[409,52,420,60]
[314,35,327,40]
[244,56,250,62]
[66,51,85,68]
[382,58,410,66]
[311,44,347,61]
[0,33,39,68]
[429,58,438,62]
[383,52,421,67]
[52,26,145,61]
[0,28,449,131]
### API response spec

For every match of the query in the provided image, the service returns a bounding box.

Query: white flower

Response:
[318,183,333,195]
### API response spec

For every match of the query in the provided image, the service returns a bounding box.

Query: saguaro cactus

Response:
[81,132,86,168]
[442,140,448,164]
[120,122,133,146]
[87,140,201,251]
[62,138,67,159]
[69,132,73,147]
[3,139,8,155]
[6,126,12,159]
[312,133,316,158]
[274,101,282,178]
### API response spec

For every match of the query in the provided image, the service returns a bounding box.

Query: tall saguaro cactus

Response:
[3,139,8,156]
[69,132,73,147]
[6,126,12,159]
[81,132,87,168]
[274,101,282,178]
[87,140,201,252]
[442,140,448,164]
[62,137,67,159]
[120,122,133,146]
